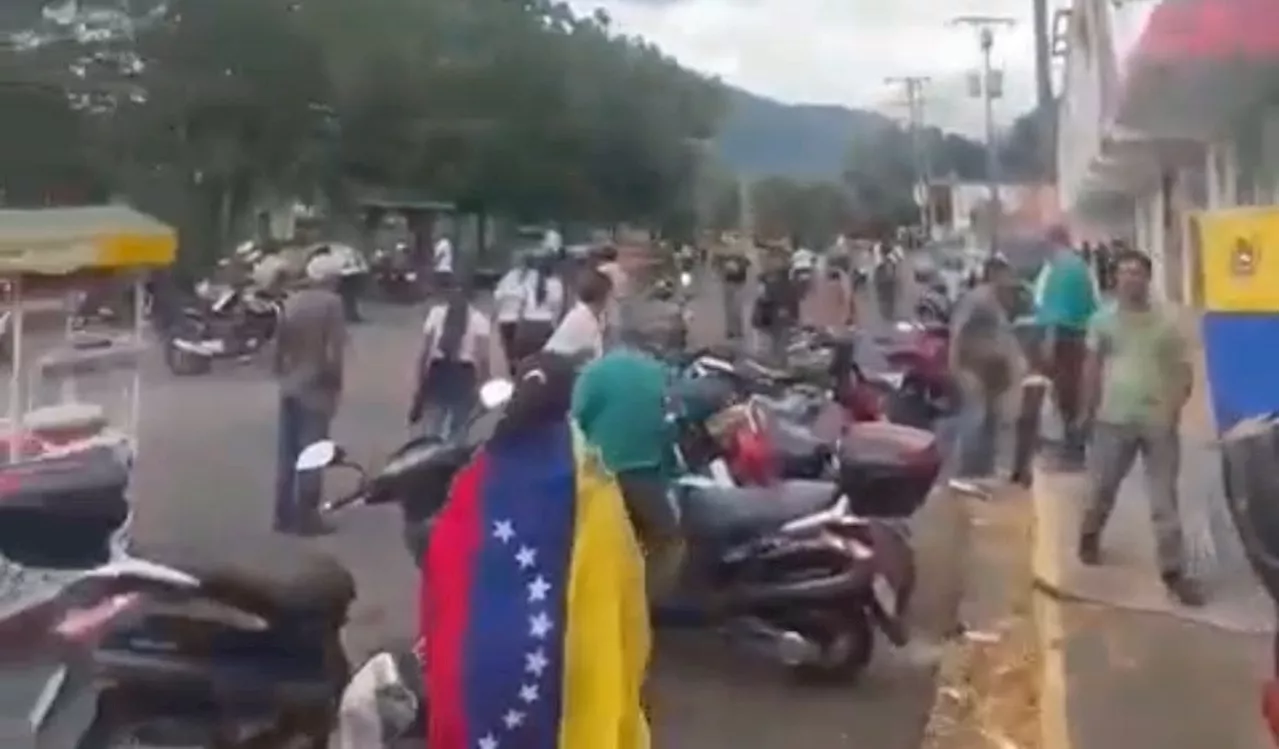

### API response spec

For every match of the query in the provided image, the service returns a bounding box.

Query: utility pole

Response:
[950,15,1015,257]
[1032,0,1054,112]
[884,75,932,237]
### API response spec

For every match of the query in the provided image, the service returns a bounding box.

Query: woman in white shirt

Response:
[544,267,612,365]
[407,283,493,440]
[510,254,565,363]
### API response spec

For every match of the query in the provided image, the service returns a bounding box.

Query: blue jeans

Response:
[952,381,999,479]
[416,361,478,442]
[275,396,332,531]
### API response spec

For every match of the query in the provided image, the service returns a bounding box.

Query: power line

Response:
[884,75,931,235]
[949,15,1015,256]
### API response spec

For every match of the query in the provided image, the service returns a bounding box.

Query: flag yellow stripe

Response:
[557,430,651,749]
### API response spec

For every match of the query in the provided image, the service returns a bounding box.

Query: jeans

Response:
[415,361,478,442]
[275,396,333,531]
[952,377,1000,479]
[722,283,744,340]
[1079,422,1186,575]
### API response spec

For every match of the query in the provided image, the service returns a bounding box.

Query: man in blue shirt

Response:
[1034,225,1100,464]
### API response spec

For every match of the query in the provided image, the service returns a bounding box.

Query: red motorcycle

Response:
[875,320,955,428]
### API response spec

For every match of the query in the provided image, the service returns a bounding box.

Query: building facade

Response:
[1058,0,1278,300]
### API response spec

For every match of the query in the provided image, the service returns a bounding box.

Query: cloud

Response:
[568,0,1052,135]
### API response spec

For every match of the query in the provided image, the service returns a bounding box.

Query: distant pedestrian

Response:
[1077,249,1202,607]
[273,252,348,535]
[718,251,749,341]
[544,266,612,365]
[493,256,531,372]
[431,234,454,296]
[408,279,493,441]
[873,243,903,320]
[510,254,565,363]
[751,248,799,364]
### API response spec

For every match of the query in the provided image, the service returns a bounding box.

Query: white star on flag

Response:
[519,683,540,704]
[529,611,553,639]
[527,575,550,603]
[525,648,549,676]
[478,733,499,749]
[503,709,526,729]
[493,520,516,544]
[515,545,537,569]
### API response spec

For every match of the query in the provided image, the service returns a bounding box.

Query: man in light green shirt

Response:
[1077,249,1201,606]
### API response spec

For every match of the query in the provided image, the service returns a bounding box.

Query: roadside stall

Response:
[0,206,174,466]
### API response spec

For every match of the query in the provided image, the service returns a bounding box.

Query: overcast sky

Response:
[568,0,1057,136]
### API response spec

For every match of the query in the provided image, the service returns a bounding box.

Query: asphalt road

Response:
[116,269,960,749]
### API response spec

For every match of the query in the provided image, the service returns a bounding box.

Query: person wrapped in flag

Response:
[420,353,651,749]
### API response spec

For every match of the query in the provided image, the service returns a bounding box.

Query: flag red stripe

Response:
[423,453,488,749]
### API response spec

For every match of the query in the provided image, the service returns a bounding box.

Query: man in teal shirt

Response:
[1034,225,1099,463]
[571,323,682,597]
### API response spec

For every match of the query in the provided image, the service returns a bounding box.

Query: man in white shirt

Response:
[432,235,454,296]
[544,267,612,365]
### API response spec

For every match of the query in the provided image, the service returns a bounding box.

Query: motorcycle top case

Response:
[837,421,940,518]
[0,446,130,568]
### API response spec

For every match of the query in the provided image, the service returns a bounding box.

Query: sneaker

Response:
[1077,533,1101,565]
[1163,574,1206,607]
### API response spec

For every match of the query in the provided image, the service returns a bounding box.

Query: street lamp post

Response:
[950,15,1015,257]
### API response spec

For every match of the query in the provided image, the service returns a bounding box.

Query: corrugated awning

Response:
[1130,0,1277,64]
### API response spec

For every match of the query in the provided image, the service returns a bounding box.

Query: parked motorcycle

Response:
[164,286,283,376]
[370,244,423,304]
[876,318,955,429]
[0,445,356,747]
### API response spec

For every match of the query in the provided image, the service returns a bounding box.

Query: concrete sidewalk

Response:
[1027,306,1277,749]
[1031,444,1276,749]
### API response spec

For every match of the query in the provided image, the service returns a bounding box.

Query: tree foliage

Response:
[1,0,726,266]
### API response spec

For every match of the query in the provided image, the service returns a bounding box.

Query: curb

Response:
[1030,465,1072,749]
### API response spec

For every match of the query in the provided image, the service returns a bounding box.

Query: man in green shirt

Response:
[571,323,682,597]
[1077,249,1202,606]
[1034,226,1100,465]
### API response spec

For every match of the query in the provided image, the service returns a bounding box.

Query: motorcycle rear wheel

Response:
[790,613,874,684]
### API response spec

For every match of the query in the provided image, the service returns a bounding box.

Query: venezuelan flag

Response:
[420,419,651,749]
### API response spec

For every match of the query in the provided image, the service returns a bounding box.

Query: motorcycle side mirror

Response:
[479,379,515,409]
[296,440,343,471]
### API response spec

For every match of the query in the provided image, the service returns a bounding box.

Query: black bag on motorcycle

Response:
[836,422,941,518]
[1220,413,1278,601]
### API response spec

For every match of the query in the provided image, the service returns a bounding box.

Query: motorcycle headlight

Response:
[404,272,418,281]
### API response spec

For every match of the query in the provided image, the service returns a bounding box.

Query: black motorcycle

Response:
[300,378,907,683]
[0,446,355,748]
[164,287,282,376]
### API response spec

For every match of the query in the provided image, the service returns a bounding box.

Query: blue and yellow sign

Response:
[1193,206,1279,430]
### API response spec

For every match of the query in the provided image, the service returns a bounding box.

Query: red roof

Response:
[1132,0,1277,63]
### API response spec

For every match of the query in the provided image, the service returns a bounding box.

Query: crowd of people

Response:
[266,224,1204,746]
[949,225,1203,607]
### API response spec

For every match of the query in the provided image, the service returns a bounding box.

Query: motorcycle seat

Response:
[678,479,837,540]
[764,413,830,460]
[138,534,356,621]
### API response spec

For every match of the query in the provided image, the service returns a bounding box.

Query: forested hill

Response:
[714,87,895,180]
